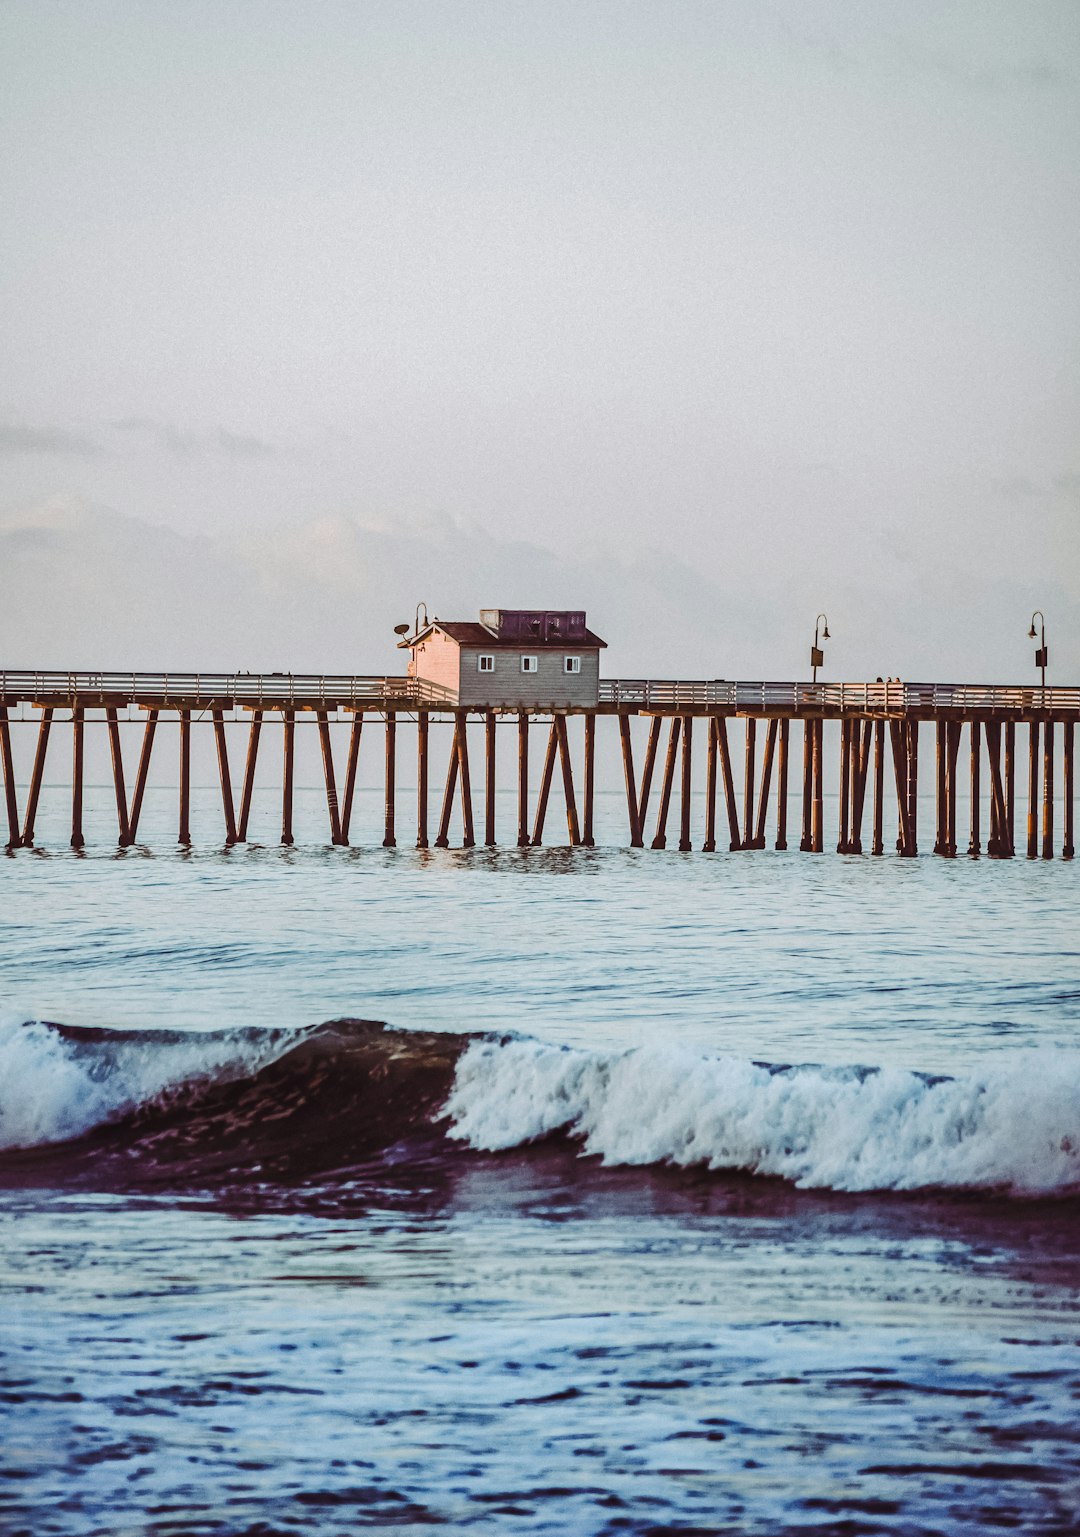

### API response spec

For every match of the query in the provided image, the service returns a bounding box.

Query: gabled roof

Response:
[412,621,607,650]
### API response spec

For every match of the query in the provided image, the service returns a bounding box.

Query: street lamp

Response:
[1028,611,1047,690]
[811,614,830,684]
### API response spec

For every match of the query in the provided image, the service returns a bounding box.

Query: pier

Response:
[0,671,1075,859]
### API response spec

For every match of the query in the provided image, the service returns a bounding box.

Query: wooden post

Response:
[484,710,497,847]
[1063,719,1074,860]
[179,708,192,846]
[316,709,342,845]
[800,719,813,851]
[72,706,85,850]
[812,718,824,853]
[837,717,851,853]
[889,719,908,856]
[583,713,596,848]
[383,710,397,847]
[340,711,362,845]
[127,709,157,845]
[237,710,263,842]
[1005,720,1016,855]
[872,719,884,856]
[106,707,131,846]
[436,717,461,848]
[517,712,529,848]
[1042,718,1054,860]
[742,717,757,849]
[637,716,662,837]
[905,719,919,856]
[20,707,53,847]
[1027,719,1039,859]
[934,719,946,856]
[716,716,741,851]
[986,720,1005,856]
[968,720,981,857]
[753,718,777,849]
[619,714,641,847]
[0,706,22,849]
[651,716,681,850]
[945,720,961,857]
[555,715,581,845]
[531,720,559,846]
[775,717,789,850]
[456,710,475,848]
[703,716,718,852]
[281,709,295,846]
[847,720,871,855]
[416,710,429,850]
[678,714,693,851]
[213,708,238,845]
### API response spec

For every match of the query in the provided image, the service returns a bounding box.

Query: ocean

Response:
[1,785,1078,1536]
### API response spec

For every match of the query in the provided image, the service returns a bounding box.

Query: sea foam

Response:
[444,1038,1080,1195]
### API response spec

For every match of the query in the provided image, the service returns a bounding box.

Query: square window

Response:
[477,654,495,673]
[564,656,581,675]
[521,655,538,673]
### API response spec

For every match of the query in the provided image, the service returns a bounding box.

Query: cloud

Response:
[112,418,275,460]
[0,422,100,456]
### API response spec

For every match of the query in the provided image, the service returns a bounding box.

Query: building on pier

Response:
[401,609,607,709]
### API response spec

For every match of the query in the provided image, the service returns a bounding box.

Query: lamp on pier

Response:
[811,614,830,684]
[1028,611,1047,690]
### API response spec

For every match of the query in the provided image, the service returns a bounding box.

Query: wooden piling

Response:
[776,717,789,850]
[678,714,693,852]
[20,706,53,847]
[555,715,581,845]
[485,710,497,847]
[837,718,852,854]
[968,720,981,857]
[213,708,238,845]
[986,720,1005,856]
[637,716,662,837]
[456,711,475,848]
[904,719,919,856]
[127,709,157,845]
[1027,720,1039,859]
[382,710,397,847]
[872,719,884,856]
[416,710,429,850]
[889,719,908,857]
[583,713,596,848]
[945,720,961,857]
[651,716,681,850]
[716,716,741,851]
[1042,718,1054,859]
[316,709,342,845]
[1063,719,1074,860]
[742,718,757,850]
[237,710,263,843]
[753,718,777,849]
[800,718,813,852]
[0,706,22,849]
[703,716,717,852]
[934,720,947,856]
[71,706,85,850]
[435,717,460,848]
[531,720,559,846]
[281,709,295,846]
[179,709,192,846]
[1005,721,1016,854]
[340,711,362,845]
[517,712,530,848]
[106,707,131,846]
[812,718,824,853]
[619,714,642,847]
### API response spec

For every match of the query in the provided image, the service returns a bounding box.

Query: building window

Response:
[564,656,581,675]
[521,655,538,673]
[477,654,495,673]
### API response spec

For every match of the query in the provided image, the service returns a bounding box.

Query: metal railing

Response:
[599,679,1080,713]
[0,671,457,707]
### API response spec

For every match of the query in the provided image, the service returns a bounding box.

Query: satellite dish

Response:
[393,623,410,636]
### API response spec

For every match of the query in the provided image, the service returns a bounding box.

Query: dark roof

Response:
[419,621,607,650]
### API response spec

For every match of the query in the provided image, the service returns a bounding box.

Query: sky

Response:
[1,0,1078,681]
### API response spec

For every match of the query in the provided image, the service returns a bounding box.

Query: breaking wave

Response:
[1,1017,1078,1198]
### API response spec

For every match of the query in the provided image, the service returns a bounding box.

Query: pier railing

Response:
[599,679,1080,714]
[0,671,457,708]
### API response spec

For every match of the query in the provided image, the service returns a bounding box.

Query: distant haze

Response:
[2,0,1078,681]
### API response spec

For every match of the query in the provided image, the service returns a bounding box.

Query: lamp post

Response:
[1028,611,1047,690]
[811,614,830,684]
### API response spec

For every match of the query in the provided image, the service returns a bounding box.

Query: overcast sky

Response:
[1,0,1078,680]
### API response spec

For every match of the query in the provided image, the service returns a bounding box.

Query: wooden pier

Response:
[0,672,1075,859]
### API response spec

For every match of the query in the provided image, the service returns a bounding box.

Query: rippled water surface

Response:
[1,787,1078,1535]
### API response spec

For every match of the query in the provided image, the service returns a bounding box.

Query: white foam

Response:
[0,1017,291,1151]
[444,1039,1080,1195]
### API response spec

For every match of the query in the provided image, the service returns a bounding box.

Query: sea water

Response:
[1,786,1078,1536]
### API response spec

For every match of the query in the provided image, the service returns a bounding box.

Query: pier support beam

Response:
[651,716,681,850]
[583,713,596,848]
[0,706,22,850]
[800,719,813,851]
[753,718,777,850]
[968,720,981,858]
[703,715,717,852]
[237,711,263,843]
[128,710,157,846]
[214,709,238,846]
[1027,720,1040,859]
[715,717,740,851]
[934,720,947,856]
[1042,718,1054,859]
[620,715,641,847]
[637,717,662,840]
[555,715,581,845]
[679,714,693,852]
[905,720,919,856]
[417,710,429,850]
[179,709,192,846]
[517,713,529,848]
[945,720,961,857]
[71,706,85,850]
[485,711,497,847]
[457,711,475,848]
[742,718,756,850]
[383,710,397,848]
[341,711,362,845]
[20,707,53,848]
[106,707,131,846]
[281,709,295,846]
[775,718,789,850]
[316,709,342,846]
[531,720,559,847]
[849,719,871,855]
[1063,719,1074,860]
[837,718,852,853]
[812,718,824,852]
[872,719,885,856]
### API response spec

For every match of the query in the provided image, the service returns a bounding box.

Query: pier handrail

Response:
[0,670,457,707]
[599,679,1080,713]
